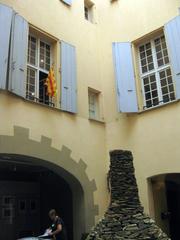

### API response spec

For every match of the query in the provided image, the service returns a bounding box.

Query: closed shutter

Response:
[8,14,29,98]
[164,16,180,99]
[0,4,13,89]
[61,0,72,6]
[112,42,138,113]
[60,41,77,113]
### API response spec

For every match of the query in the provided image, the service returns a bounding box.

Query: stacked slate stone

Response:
[86,150,170,240]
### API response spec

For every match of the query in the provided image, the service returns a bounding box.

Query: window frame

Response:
[138,34,175,109]
[84,6,89,21]
[84,0,94,23]
[2,207,15,219]
[2,196,15,206]
[88,89,100,120]
[27,33,53,101]
[30,199,38,213]
[19,199,27,213]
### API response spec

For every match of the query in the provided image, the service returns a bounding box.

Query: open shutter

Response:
[164,16,180,99]
[8,14,28,98]
[60,41,77,113]
[61,0,72,6]
[112,42,138,113]
[0,4,13,89]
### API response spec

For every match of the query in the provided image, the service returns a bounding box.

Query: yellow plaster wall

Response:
[0,0,180,226]
[0,91,108,221]
[98,0,180,215]
[0,0,109,221]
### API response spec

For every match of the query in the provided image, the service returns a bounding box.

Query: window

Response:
[3,208,11,218]
[84,6,89,20]
[3,196,15,206]
[2,208,15,219]
[30,200,37,212]
[84,0,94,22]
[88,89,99,120]
[19,200,26,212]
[27,34,54,106]
[139,35,175,109]
[2,196,15,222]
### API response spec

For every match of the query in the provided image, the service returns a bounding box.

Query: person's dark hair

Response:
[49,209,56,217]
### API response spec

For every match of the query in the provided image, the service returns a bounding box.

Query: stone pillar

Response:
[86,150,170,240]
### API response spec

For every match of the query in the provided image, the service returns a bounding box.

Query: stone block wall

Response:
[86,150,170,240]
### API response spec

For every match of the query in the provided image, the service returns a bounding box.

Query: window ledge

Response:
[24,97,61,112]
[24,97,77,115]
[3,90,77,115]
[138,99,179,114]
[88,118,105,124]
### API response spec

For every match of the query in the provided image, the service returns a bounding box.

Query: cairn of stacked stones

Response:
[86,150,170,240]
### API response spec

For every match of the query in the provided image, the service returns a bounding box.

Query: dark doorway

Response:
[166,176,180,240]
[0,162,73,240]
[149,174,180,240]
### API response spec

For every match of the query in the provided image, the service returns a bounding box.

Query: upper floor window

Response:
[88,89,100,120]
[27,34,54,106]
[112,15,180,113]
[84,6,89,20]
[0,3,78,114]
[84,0,94,23]
[139,35,176,109]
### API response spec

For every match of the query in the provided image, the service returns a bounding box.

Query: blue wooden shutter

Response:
[8,14,28,98]
[164,16,180,99]
[61,0,72,6]
[60,41,77,113]
[0,4,13,89]
[112,42,138,113]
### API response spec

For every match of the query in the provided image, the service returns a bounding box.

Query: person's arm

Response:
[50,224,62,237]
[45,228,52,234]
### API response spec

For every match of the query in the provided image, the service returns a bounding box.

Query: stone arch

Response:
[0,125,99,240]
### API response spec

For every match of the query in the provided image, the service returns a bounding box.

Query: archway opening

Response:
[148,173,180,240]
[0,154,85,240]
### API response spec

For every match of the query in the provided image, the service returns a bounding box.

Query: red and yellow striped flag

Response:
[44,66,57,97]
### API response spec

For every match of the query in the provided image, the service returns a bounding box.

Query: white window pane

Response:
[159,68,175,103]
[154,36,169,67]
[39,41,51,71]
[139,42,154,74]
[26,67,36,100]
[139,35,176,109]
[88,91,99,119]
[28,35,37,66]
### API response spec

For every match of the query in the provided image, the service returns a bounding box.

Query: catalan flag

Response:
[44,66,57,97]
